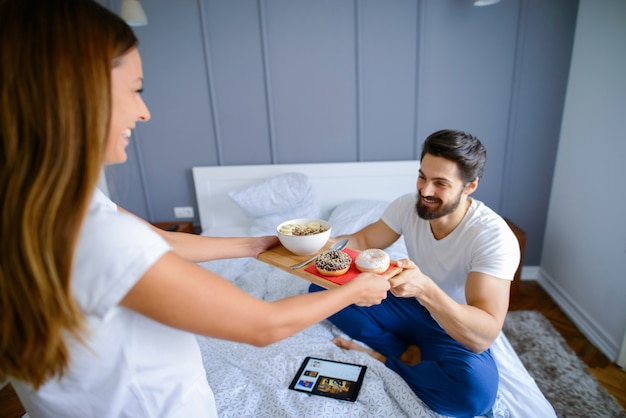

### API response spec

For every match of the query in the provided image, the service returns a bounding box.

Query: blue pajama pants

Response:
[310,284,498,417]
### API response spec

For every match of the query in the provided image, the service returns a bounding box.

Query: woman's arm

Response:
[118,207,279,262]
[150,230,279,262]
[120,251,391,346]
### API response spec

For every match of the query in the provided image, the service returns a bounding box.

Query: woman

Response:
[0,1,391,416]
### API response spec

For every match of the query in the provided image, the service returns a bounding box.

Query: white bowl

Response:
[276,218,332,256]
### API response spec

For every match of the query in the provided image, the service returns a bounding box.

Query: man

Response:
[310,129,520,417]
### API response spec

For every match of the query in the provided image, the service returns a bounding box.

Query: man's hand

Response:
[388,258,429,298]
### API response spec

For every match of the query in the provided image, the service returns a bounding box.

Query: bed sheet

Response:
[196,199,555,417]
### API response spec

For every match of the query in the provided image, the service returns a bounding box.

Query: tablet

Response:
[288,356,367,402]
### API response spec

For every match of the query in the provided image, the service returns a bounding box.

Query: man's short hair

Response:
[420,129,487,184]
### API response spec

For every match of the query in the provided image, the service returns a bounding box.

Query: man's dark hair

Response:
[420,129,487,184]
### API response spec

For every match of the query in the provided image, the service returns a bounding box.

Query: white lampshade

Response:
[473,0,501,6]
[121,0,148,27]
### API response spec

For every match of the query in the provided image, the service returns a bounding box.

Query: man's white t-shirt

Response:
[11,189,218,418]
[382,193,520,304]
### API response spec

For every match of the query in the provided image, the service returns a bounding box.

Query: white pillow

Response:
[328,199,408,260]
[328,199,389,236]
[228,172,321,236]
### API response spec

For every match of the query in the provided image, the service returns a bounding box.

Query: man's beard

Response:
[415,191,462,220]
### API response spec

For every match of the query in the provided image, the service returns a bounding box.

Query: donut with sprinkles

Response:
[315,250,351,276]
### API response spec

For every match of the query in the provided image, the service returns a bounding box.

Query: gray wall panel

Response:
[359,0,418,162]
[265,0,358,163]
[104,0,578,264]
[111,0,219,221]
[417,0,520,212]
[502,0,578,263]
[203,0,273,165]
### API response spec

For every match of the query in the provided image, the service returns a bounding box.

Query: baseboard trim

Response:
[537,268,619,363]
[618,333,626,369]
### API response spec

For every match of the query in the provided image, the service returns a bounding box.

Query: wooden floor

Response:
[508,280,626,410]
[1,280,625,416]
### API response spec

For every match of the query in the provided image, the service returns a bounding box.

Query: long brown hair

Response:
[0,0,137,388]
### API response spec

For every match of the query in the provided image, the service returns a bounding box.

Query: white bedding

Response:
[193,163,556,418]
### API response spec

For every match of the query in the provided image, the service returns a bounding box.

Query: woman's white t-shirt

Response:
[10,189,218,418]
[382,193,520,304]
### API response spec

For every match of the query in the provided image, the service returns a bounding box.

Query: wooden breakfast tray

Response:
[258,239,402,289]
[257,239,342,289]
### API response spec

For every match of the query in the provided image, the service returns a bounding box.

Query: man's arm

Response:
[340,219,401,251]
[389,262,510,353]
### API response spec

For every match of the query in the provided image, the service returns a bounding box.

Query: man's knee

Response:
[420,382,497,417]
[444,364,498,416]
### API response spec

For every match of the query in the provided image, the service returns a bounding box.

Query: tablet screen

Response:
[288,356,367,402]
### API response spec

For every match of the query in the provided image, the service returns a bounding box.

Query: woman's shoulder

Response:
[84,188,165,249]
[73,205,171,316]
[90,188,118,212]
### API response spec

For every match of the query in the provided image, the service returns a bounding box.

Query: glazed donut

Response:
[355,249,390,274]
[315,250,352,276]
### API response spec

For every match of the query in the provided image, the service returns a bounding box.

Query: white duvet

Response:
[196,199,556,418]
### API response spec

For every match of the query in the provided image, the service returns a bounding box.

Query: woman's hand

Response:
[251,235,280,258]
[346,272,391,306]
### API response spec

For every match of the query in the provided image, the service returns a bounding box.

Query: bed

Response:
[192,161,556,418]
